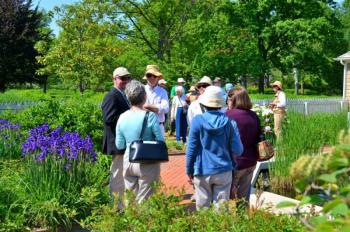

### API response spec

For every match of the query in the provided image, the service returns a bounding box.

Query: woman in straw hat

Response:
[186,86,243,210]
[269,81,286,140]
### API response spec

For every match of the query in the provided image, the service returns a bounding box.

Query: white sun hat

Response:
[177,77,186,83]
[199,86,225,108]
[158,79,167,85]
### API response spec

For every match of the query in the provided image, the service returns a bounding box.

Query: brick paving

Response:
[160,154,194,196]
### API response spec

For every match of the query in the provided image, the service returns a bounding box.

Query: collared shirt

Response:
[274,91,286,108]
[145,84,169,123]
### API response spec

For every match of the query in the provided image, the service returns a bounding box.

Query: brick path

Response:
[160,155,194,196]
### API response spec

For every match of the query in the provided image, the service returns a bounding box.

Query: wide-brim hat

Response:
[158,79,167,85]
[196,76,212,87]
[143,64,163,79]
[199,86,225,108]
[271,81,283,90]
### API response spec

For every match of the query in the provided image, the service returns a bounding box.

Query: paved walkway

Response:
[160,155,193,195]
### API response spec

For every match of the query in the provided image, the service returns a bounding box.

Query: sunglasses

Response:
[197,84,209,89]
[146,73,158,79]
[117,75,131,81]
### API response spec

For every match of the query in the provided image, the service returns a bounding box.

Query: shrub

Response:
[3,98,103,151]
[83,191,305,232]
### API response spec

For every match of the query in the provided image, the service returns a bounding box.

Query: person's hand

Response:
[187,174,194,185]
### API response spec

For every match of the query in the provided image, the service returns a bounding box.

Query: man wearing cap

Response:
[187,76,212,125]
[101,67,131,207]
[270,81,286,140]
[170,78,186,98]
[186,86,243,210]
[143,65,169,135]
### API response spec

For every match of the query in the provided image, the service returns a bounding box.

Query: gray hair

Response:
[125,80,146,106]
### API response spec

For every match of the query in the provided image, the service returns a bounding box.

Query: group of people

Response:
[101,65,286,210]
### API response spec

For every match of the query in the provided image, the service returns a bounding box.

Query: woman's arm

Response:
[115,116,126,150]
[149,112,164,141]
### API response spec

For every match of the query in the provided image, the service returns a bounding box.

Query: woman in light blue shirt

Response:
[116,80,164,203]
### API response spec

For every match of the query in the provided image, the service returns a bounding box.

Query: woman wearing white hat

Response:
[270,81,286,140]
[170,78,186,98]
[186,86,243,210]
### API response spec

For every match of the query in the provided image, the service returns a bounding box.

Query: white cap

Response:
[113,67,130,78]
[158,79,167,85]
[199,86,225,108]
[177,78,186,83]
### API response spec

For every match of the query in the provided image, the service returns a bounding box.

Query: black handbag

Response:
[129,112,169,163]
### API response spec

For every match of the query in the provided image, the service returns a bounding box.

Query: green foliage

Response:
[3,98,103,151]
[83,191,305,232]
[281,130,350,231]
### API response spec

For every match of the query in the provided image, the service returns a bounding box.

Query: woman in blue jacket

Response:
[186,86,243,210]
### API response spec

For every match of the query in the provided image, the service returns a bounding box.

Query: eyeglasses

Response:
[146,73,158,79]
[118,75,131,81]
[197,84,209,89]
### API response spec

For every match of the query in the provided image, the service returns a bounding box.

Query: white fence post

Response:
[304,102,308,115]
[341,101,344,112]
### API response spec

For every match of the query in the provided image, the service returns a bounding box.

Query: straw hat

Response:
[271,81,283,90]
[177,77,186,83]
[144,64,163,79]
[196,76,212,87]
[199,86,225,108]
[189,86,196,92]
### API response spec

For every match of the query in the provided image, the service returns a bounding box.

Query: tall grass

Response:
[271,112,348,177]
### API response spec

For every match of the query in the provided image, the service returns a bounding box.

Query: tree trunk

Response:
[293,66,299,95]
[0,81,5,92]
[242,75,247,89]
[258,75,265,93]
[79,79,84,94]
[42,80,47,94]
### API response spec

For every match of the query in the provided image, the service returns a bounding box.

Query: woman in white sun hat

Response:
[170,77,186,98]
[186,86,243,210]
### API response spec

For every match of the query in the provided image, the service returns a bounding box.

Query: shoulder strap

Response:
[139,111,150,140]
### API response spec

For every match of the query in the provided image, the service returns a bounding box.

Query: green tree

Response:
[40,0,124,93]
[0,0,45,92]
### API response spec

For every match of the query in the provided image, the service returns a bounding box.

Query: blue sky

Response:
[33,0,345,36]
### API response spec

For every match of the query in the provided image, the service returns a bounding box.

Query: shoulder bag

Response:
[255,115,275,161]
[129,112,169,163]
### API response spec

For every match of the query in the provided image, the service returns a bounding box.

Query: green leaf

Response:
[276,201,297,208]
[330,203,349,217]
[323,199,343,213]
[318,173,337,183]
[299,196,311,205]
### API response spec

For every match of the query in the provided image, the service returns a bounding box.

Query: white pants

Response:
[194,171,232,210]
[123,161,160,203]
[110,155,124,209]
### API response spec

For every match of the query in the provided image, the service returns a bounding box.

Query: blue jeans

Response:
[175,107,188,143]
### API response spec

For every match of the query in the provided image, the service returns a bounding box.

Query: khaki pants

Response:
[123,162,160,203]
[110,155,124,209]
[231,165,256,205]
[274,112,285,140]
[193,171,232,210]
